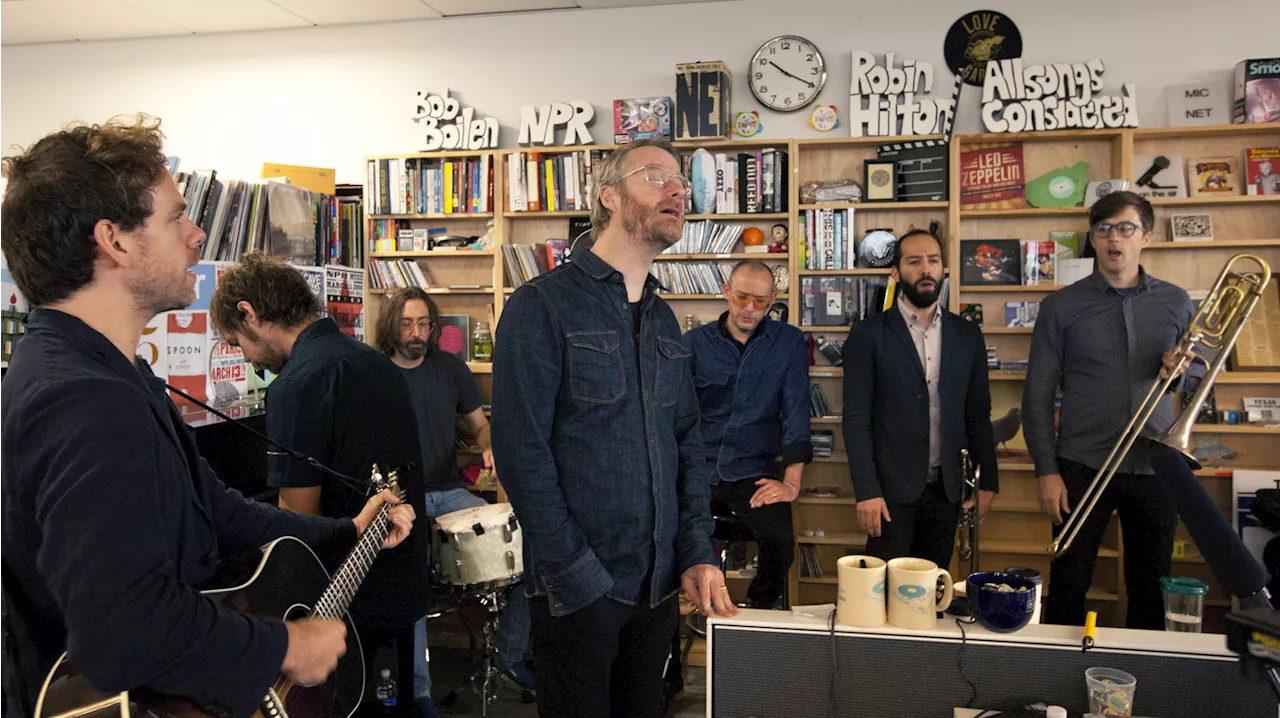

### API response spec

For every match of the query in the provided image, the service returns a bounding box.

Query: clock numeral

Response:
[771,95,777,102]
[769,46,776,55]
[811,67,820,75]
[759,58,767,65]
[754,72,763,80]
[759,86,767,94]
[807,53,815,62]
[785,97,793,106]
[781,41,791,50]
[798,92,806,101]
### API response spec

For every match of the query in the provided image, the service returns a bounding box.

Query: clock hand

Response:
[768,60,816,89]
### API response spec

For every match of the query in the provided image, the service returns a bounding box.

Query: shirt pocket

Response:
[693,369,734,417]
[568,331,625,404]
[656,336,691,408]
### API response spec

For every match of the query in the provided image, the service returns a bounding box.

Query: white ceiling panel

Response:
[4,0,187,41]
[423,0,577,17]
[268,0,441,25]
[0,9,75,44]
[575,0,727,6]
[118,0,310,33]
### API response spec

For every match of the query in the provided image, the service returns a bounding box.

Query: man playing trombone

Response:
[1024,191,1204,630]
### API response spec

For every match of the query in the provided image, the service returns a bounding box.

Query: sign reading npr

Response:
[1166,81,1229,127]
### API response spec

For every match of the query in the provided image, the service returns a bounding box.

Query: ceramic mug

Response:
[836,555,887,627]
[887,557,954,630]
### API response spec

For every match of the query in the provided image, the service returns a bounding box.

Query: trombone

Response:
[1049,253,1272,559]
[958,448,980,577]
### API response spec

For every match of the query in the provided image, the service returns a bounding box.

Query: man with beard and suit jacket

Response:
[841,229,1000,567]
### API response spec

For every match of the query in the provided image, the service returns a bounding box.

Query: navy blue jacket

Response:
[682,313,812,484]
[491,249,715,617]
[1,309,356,718]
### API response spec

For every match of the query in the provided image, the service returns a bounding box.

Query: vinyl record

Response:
[944,10,1023,87]
[858,230,898,269]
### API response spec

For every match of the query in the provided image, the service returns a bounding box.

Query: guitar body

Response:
[36,537,365,718]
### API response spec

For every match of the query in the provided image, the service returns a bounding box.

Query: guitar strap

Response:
[0,565,31,716]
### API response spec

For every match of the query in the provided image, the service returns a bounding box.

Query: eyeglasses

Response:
[620,164,692,197]
[401,318,433,331]
[1091,221,1144,239]
[728,291,772,311]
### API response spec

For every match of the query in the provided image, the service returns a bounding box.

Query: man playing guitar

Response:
[0,114,416,718]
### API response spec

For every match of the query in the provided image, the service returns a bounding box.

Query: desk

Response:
[706,609,1273,717]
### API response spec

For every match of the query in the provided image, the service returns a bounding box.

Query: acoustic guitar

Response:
[35,466,405,718]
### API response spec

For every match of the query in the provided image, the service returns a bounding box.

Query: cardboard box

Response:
[1233,58,1280,124]
[675,61,731,140]
[613,97,672,144]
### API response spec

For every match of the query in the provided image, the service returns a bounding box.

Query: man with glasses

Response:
[842,229,1000,569]
[681,260,811,609]
[1024,191,1203,629]
[492,138,736,718]
[375,289,535,716]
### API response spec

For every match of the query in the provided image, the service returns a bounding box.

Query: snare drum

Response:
[433,502,523,593]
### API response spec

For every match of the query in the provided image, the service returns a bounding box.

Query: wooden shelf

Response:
[467,362,492,374]
[959,129,1124,144]
[369,250,494,258]
[798,201,949,211]
[725,570,752,580]
[1172,554,1207,564]
[368,212,492,220]
[980,327,1035,334]
[809,367,842,377]
[998,462,1036,472]
[1213,372,1280,384]
[368,287,494,295]
[1144,239,1280,251]
[686,213,788,220]
[1150,195,1280,207]
[960,284,1059,293]
[1133,124,1280,139]
[798,576,839,585]
[654,253,785,261]
[656,293,723,300]
[982,540,1119,559]
[989,370,1027,380]
[503,210,589,218]
[811,453,849,464]
[367,150,495,161]
[960,207,1089,218]
[797,496,858,506]
[797,531,867,546]
[1191,424,1280,434]
[992,499,1043,514]
[673,138,793,151]
[810,417,841,425]
[797,133,945,148]
[801,326,851,333]
[799,268,891,276]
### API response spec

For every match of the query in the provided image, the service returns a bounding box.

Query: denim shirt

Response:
[682,313,813,484]
[491,249,715,617]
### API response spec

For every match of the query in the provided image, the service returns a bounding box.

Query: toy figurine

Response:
[768,223,788,253]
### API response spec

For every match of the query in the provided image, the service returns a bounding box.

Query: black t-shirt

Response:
[399,351,485,492]
[631,301,642,336]
[266,319,429,630]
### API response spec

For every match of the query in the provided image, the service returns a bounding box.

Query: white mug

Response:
[836,555,886,627]
[887,557,954,630]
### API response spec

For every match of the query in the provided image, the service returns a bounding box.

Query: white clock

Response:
[749,35,827,113]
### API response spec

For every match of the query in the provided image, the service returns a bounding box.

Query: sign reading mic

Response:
[981,58,1138,133]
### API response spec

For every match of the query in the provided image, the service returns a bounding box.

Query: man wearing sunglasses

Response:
[492,138,735,718]
[681,260,811,611]
[1024,191,1203,630]
[843,229,1000,569]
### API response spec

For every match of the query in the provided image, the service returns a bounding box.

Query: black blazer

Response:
[841,306,999,505]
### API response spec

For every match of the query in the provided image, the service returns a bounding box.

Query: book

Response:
[1023,240,1056,286]
[1246,147,1280,195]
[1188,156,1240,196]
[1005,301,1040,328]
[1049,230,1081,259]
[959,144,1027,209]
[960,239,1022,285]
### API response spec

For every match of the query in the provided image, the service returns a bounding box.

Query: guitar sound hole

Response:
[283,603,314,621]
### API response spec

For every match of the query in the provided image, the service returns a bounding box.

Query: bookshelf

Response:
[361,123,1279,631]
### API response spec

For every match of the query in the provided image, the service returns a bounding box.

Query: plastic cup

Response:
[1085,667,1136,716]
[1161,576,1207,633]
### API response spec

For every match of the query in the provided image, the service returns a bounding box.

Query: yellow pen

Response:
[1082,611,1097,651]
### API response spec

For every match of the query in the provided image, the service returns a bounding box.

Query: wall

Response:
[1,0,1273,184]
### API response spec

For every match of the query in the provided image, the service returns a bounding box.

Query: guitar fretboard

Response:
[312,503,392,619]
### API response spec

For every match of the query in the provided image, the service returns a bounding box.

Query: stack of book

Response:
[365,156,493,215]
[506,149,608,212]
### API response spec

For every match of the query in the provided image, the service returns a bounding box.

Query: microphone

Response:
[1148,443,1268,602]
[1136,156,1175,189]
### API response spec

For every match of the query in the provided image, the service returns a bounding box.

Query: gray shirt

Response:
[1023,268,1202,477]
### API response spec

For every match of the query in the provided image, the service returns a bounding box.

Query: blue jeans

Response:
[414,487,532,697]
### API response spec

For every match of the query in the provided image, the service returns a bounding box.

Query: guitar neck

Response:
[313,503,392,619]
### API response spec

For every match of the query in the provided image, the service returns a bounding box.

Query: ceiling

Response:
[0,0,725,46]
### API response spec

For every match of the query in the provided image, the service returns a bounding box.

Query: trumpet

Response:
[958,448,980,577]
[1049,253,1272,558]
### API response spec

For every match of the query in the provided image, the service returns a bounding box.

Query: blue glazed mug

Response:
[968,571,1036,633]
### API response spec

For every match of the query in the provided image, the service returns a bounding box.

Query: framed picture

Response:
[863,160,898,202]
[438,314,470,361]
[1170,213,1213,242]
[1188,156,1239,196]
[960,239,1022,286]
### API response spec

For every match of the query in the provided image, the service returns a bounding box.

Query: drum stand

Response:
[438,584,533,716]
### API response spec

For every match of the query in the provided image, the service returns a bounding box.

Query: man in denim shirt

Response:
[492,138,736,718]
[682,261,812,609]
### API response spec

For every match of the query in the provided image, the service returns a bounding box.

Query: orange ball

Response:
[743,227,765,246]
